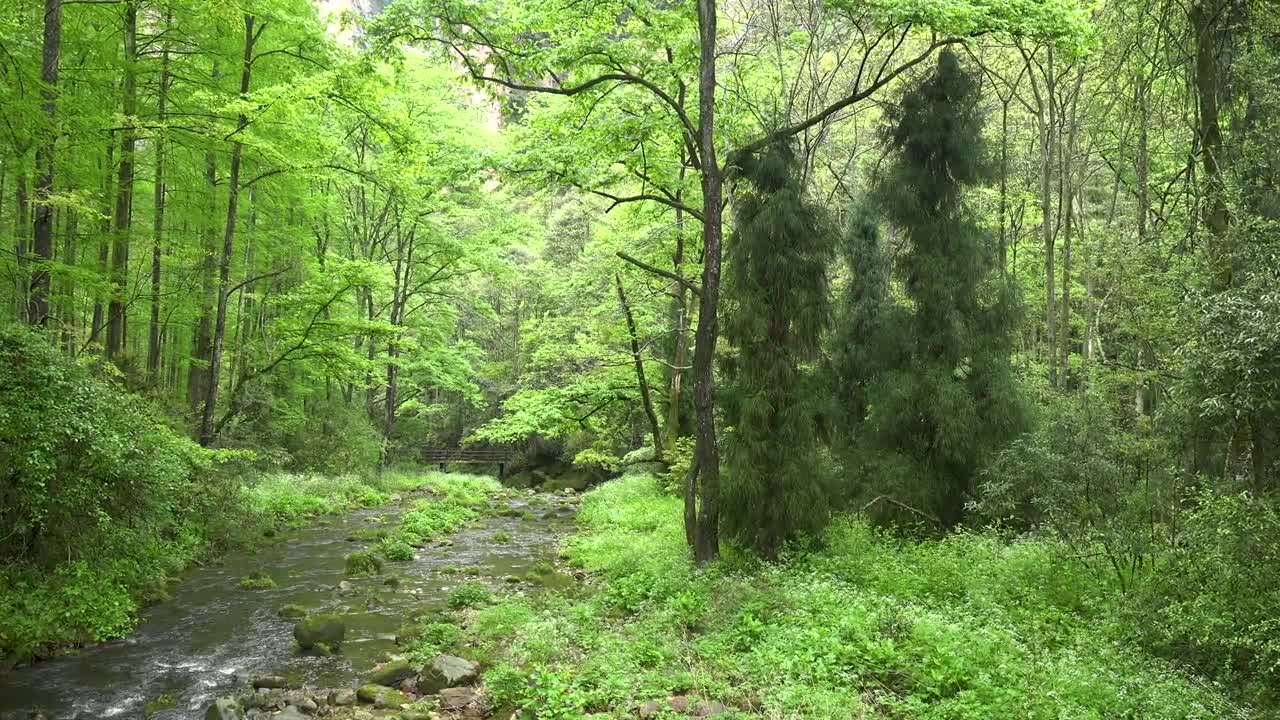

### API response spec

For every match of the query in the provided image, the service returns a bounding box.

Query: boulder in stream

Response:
[355,684,411,708]
[252,675,292,690]
[418,654,479,694]
[206,697,245,720]
[293,613,345,651]
[366,659,416,687]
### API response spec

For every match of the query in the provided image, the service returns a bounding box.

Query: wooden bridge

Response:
[422,447,516,477]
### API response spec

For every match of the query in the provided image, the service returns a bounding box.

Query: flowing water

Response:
[0,492,575,720]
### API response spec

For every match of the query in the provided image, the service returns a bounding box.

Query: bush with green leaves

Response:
[1130,490,1280,708]
[377,537,417,562]
[0,326,231,659]
[448,582,493,609]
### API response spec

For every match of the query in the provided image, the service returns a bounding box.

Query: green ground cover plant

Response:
[454,475,1250,720]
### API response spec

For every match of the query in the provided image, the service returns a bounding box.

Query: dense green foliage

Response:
[837,51,1026,527]
[720,143,836,557]
[3,0,1280,714]
[453,476,1248,719]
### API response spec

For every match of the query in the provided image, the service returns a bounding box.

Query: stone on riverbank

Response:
[417,654,479,694]
[366,659,416,687]
[206,697,245,720]
[252,675,292,690]
[293,613,345,651]
[355,684,410,708]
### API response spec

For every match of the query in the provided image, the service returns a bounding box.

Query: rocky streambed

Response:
[0,489,579,720]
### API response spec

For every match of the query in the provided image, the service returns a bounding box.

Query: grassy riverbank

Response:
[446,475,1249,720]
[0,469,491,667]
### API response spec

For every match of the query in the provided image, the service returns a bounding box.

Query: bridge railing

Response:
[422,447,516,476]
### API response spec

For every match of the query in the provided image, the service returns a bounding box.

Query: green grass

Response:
[457,475,1250,720]
[384,472,504,550]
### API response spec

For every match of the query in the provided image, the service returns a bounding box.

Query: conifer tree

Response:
[721,142,837,558]
[842,50,1026,528]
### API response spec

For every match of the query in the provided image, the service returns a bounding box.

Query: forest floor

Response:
[417,474,1253,720]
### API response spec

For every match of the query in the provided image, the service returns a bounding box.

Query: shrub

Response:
[345,551,384,576]
[377,537,416,562]
[1131,490,1280,707]
[448,582,493,609]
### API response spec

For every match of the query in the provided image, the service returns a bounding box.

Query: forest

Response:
[1,0,1279,717]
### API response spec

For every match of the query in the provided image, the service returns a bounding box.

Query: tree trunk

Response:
[1136,77,1150,243]
[90,142,112,345]
[1042,47,1058,388]
[148,14,170,379]
[616,273,663,462]
[692,0,722,564]
[666,177,689,451]
[14,171,29,323]
[200,14,258,447]
[1193,0,1230,291]
[28,0,60,327]
[189,141,218,413]
[61,209,76,353]
[1059,65,1084,385]
[106,0,138,362]
[998,98,1009,279]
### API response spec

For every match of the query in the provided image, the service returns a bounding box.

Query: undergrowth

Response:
[457,475,1251,720]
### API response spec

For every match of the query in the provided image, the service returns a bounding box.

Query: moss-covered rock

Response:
[355,683,411,708]
[292,613,345,651]
[366,659,416,687]
[238,571,276,590]
[277,604,308,620]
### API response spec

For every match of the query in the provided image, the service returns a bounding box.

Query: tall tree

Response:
[852,50,1026,527]
[720,142,835,558]
[28,0,60,327]
[199,13,260,447]
[106,0,138,361]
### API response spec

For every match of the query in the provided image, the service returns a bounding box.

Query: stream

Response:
[0,491,575,720]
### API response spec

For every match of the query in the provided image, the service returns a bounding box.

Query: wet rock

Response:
[366,659,416,687]
[337,580,357,595]
[206,697,245,720]
[355,684,411,709]
[273,707,307,720]
[383,575,401,588]
[294,696,319,714]
[439,686,484,712]
[695,700,729,717]
[399,676,418,694]
[252,676,292,690]
[246,689,284,711]
[293,613,345,651]
[328,689,357,707]
[278,604,308,620]
[417,654,479,694]
[669,696,690,713]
